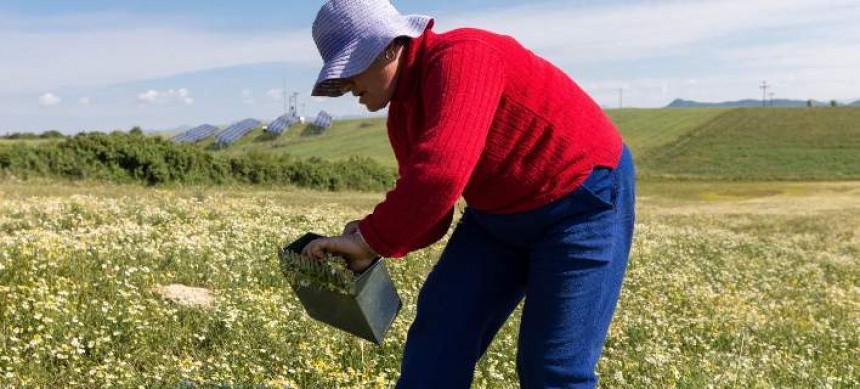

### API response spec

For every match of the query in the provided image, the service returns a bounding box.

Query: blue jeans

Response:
[396,146,636,388]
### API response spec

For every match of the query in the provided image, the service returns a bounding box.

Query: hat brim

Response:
[311,15,433,97]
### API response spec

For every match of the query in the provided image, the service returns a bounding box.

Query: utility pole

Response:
[618,88,623,110]
[759,81,769,107]
[283,78,288,114]
[289,92,299,117]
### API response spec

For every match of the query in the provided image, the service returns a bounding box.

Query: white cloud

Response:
[0,13,317,95]
[38,93,61,107]
[437,0,859,65]
[79,97,91,106]
[137,88,194,105]
[241,89,255,105]
[430,0,860,107]
[137,90,159,103]
[267,88,284,102]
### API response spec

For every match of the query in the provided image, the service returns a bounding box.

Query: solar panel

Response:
[266,114,300,134]
[312,111,333,129]
[215,118,260,147]
[171,124,220,143]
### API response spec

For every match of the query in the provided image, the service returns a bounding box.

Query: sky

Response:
[2,0,859,133]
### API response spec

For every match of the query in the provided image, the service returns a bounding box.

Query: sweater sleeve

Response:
[358,41,505,258]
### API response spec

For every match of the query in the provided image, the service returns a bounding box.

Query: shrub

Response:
[0,131,395,191]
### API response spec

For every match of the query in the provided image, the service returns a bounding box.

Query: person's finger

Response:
[302,236,367,261]
[302,238,325,259]
[301,240,314,257]
[310,240,327,259]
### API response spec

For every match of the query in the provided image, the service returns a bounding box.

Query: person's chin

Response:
[365,102,388,112]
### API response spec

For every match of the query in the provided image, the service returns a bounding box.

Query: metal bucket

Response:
[281,232,402,344]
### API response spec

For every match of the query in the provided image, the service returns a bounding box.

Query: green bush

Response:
[0,132,395,191]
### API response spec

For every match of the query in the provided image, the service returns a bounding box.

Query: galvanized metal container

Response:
[282,232,402,344]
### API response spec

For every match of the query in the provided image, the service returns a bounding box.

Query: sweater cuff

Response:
[357,218,404,258]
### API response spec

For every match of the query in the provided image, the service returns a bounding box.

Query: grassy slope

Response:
[643,108,860,180]
[214,119,394,166]
[605,108,729,157]
[7,108,860,180]
[214,110,723,169]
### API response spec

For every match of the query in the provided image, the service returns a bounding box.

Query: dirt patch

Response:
[154,284,215,309]
[640,182,860,216]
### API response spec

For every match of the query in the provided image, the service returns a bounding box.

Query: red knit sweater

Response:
[358,26,623,258]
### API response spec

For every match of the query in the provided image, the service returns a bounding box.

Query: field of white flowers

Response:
[1,182,857,388]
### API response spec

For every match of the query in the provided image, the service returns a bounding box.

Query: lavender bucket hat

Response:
[311,0,433,97]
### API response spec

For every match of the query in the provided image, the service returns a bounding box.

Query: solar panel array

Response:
[215,118,260,147]
[312,111,334,129]
[171,124,219,143]
[266,114,300,134]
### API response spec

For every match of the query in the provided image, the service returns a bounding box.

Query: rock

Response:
[154,284,215,309]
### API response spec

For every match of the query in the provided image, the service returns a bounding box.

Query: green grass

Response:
[605,108,729,156]
[209,110,724,169]
[0,138,62,148]
[205,108,860,181]
[6,108,860,181]
[642,108,860,180]
[215,119,395,167]
[3,107,858,386]
[1,180,857,387]
[206,110,726,170]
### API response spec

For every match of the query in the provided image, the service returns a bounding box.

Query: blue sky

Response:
[2,0,859,133]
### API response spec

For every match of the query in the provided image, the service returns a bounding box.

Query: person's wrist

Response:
[353,227,380,258]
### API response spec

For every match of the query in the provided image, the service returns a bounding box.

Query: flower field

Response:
[1,182,858,388]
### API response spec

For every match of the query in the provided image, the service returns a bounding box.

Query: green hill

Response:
[205,108,860,180]
[605,108,729,156]
[214,119,395,167]
[6,108,859,181]
[643,108,860,180]
[213,109,725,169]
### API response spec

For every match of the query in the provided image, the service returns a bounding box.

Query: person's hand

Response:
[341,220,361,236]
[301,233,378,273]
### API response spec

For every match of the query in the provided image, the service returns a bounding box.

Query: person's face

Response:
[341,44,402,112]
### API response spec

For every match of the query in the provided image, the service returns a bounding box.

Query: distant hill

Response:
[667,98,827,108]
[145,124,193,139]
[851,100,860,107]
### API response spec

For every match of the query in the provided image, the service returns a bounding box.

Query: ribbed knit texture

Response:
[359,27,623,258]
